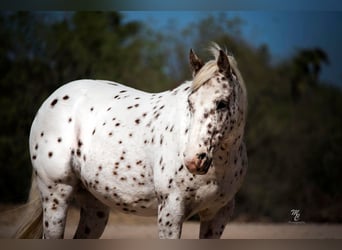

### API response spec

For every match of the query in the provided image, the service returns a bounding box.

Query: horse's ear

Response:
[189,49,204,77]
[217,50,231,74]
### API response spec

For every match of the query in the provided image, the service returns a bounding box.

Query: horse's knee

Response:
[157,194,185,239]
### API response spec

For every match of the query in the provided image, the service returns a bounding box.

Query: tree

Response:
[0,11,172,202]
[290,48,329,101]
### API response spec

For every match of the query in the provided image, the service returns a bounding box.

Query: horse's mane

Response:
[191,43,244,92]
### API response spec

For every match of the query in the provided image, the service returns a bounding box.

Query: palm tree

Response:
[291,48,329,101]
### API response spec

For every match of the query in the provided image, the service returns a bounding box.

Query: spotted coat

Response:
[26,45,247,239]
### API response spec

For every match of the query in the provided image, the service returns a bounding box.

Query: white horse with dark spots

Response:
[14,44,248,239]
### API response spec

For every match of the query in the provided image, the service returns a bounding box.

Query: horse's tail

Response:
[13,175,43,238]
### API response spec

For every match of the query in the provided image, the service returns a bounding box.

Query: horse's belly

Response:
[91,186,158,216]
[79,158,158,216]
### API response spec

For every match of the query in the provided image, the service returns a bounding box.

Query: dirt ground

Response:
[1,206,341,239]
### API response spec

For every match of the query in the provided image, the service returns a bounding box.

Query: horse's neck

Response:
[235,73,248,122]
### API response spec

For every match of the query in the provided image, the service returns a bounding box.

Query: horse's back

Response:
[30,79,148,140]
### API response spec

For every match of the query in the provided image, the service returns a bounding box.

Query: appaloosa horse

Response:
[14,43,247,239]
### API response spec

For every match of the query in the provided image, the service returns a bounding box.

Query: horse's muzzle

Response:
[185,153,212,175]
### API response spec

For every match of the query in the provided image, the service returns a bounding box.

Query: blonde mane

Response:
[191,43,245,93]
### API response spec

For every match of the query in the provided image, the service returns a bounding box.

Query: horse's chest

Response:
[178,162,246,213]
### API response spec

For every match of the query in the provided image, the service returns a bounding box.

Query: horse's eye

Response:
[216,100,228,111]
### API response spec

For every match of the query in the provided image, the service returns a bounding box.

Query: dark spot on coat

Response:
[50,99,58,107]
[63,95,69,100]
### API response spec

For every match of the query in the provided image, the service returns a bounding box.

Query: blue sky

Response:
[122,11,342,86]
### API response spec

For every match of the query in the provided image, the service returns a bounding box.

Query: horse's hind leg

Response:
[39,179,74,239]
[73,186,110,239]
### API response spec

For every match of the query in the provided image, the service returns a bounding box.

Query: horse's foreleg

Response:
[157,194,185,239]
[73,187,110,239]
[199,198,235,239]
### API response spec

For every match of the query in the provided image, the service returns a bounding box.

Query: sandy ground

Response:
[1,206,341,239]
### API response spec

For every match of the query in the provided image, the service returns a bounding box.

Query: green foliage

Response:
[0,12,341,222]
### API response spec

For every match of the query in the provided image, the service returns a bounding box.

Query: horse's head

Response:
[184,44,246,175]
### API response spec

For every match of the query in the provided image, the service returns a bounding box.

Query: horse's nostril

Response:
[198,152,207,160]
